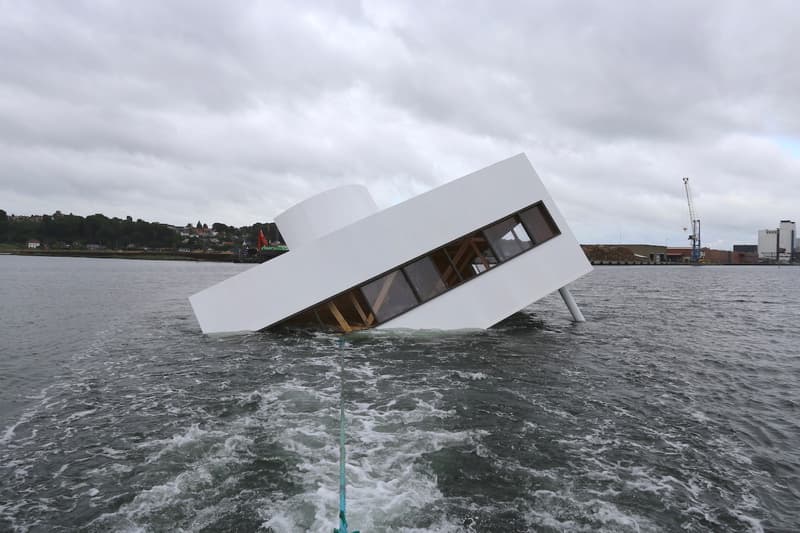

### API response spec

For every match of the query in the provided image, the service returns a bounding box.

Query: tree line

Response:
[0,210,283,250]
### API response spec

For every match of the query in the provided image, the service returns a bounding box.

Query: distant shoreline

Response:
[2,249,795,266]
[586,261,795,266]
[4,249,235,262]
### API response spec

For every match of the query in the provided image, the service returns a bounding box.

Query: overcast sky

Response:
[1,1,798,248]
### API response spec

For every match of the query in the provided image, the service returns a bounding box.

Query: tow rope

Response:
[334,336,359,533]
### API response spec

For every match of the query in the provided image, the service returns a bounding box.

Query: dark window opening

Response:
[360,270,418,323]
[403,255,448,302]
[428,248,462,289]
[443,232,498,282]
[484,216,533,261]
[277,307,325,329]
[277,288,375,332]
[327,290,375,331]
[519,204,560,244]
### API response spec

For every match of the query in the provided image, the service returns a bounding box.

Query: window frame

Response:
[267,200,561,332]
[482,215,535,262]
[517,203,561,245]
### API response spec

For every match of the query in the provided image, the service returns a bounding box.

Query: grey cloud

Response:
[0,0,798,246]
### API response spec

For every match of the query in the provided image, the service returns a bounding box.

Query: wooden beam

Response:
[470,240,491,270]
[441,238,472,284]
[452,238,480,274]
[326,301,352,333]
[349,292,373,326]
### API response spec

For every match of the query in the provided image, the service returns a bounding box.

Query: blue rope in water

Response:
[334,336,359,533]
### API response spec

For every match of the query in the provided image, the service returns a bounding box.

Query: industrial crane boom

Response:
[682,177,701,263]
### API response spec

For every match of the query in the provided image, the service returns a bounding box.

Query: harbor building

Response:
[758,220,796,263]
[731,245,758,264]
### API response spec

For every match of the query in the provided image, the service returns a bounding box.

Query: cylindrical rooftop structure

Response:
[275,184,379,249]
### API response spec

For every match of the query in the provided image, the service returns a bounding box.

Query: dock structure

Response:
[190,154,592,334]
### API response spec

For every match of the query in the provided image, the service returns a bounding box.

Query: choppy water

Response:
[0,255,798,532]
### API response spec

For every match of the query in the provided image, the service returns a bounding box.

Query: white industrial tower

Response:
[758,220,796,263]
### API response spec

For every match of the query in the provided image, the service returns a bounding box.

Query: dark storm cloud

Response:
[1,0,798,247]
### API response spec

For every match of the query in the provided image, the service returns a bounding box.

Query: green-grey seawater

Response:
[1,256,798,531]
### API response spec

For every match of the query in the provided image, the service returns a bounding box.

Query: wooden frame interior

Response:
[268,201,561,333]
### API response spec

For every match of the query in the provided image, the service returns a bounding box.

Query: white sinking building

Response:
[190,154,592,334]
[758,220,796,263]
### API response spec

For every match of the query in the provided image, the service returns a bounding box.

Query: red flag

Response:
[257,229,268,249]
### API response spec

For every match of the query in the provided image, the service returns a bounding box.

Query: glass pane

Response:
[443,238,477,283]
[427,248,461,289]
[360,271,419,323]
[443,232,497,283]
[519,204,560,244]
[403,256,447,302]
[472,233,499,269]
[483,216,533,261]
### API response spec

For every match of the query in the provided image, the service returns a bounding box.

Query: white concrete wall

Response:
[758,229,778,260]
[190,154,592,334]
[274,185,378,249]
[759,223,796,262]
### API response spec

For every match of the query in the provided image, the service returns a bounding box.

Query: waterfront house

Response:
[190,154,592,334]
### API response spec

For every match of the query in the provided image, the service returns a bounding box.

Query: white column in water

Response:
[558,286,585,322]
